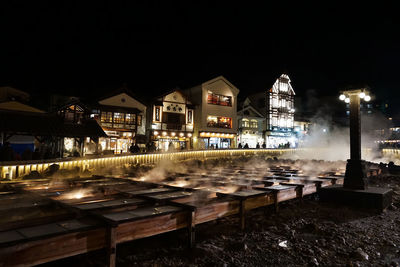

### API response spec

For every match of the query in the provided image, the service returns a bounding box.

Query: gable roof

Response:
[153,88,189,101]
[0,109,107,138]
[238,104,265,118]
[270,74,295,95]
[0,101,45,113]
[97,84,148,106]
[0,86,30,102]
[202,76,240,95]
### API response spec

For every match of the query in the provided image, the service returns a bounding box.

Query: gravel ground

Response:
[41,173,400,267]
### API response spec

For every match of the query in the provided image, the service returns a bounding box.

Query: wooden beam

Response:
[239,199,245,230]
[106,226,117,267]
[188,210,196,248]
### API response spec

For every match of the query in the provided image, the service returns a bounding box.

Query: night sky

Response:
[0,2,399,105]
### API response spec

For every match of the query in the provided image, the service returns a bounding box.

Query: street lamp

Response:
[319,88,392,211]
[338,88,371,190]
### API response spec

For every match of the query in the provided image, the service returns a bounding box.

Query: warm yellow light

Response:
[154,131,159,136]
[162,131,167,136]
[179,133,184,137]
[188,133,192,137]
[359,92,365,99]
[364,95,371,102]
[171,132,176,136]
[339,94,346,101]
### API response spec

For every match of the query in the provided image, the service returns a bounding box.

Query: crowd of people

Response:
[237,142,266,149]
[237,141,291,149]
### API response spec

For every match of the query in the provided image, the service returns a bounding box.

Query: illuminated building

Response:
[246,74,296,148]
[185,76,239,149]
[90,86,147,154]
[148,89,194,151]
[265,74,296,148]
[237,98,265,148]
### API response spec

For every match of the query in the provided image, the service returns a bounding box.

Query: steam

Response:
[291,100,395,164]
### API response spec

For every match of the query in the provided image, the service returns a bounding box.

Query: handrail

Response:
[0,149,299,179]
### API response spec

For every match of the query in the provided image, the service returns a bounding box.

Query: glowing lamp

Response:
[359,92,365,99]
[339,94,346,101]
[364,95,371,102]
[345,98,350,103]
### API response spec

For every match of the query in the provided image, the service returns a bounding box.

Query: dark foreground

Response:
[41,174,400,267]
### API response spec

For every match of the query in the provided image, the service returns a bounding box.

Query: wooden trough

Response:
[0,164,344,267]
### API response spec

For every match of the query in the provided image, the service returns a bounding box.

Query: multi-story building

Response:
[148,89,194,151]
[246,74,296,148]
[185,76,239,149]
[90,87,147,154]
[237,97,266,148]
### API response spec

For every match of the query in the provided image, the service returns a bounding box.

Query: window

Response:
[101,111,113,123]
[241,119,249,127]
[137,115,142,126]
[125,113,136,125]
[113,112,124,124]
[187,110,193,124]
[155,106,161,122]
[207,92,232,106]
[207,116,232,128]
[250,120,258,128]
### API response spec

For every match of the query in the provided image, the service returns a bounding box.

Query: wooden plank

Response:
[116,211,188,243]
[0,228,106,267]
[194,200,240,224]
[243,193,275,211]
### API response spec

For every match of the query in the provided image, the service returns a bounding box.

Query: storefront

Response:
[265,131,297,148]
[199,132,235,149]
[99,130,134,154]
[238,131,264,148]
[151,131,192,151]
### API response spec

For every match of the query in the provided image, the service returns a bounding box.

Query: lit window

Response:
[137,115,142,126]
[207,116,232,128]
[113,112,124,124]
[125,114,136,125]
[250,120,258,128]
[207,92,232,106]
[241,119,249,127]
[101,112,113,123]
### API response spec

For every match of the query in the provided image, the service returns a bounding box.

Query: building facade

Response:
[264,74,296,148]
[237,98,266,148]
[90,89,147,154]
[148,90,194,151]
[185,76,239,149]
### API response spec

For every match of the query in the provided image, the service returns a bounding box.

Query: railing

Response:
[0,149,298,180]
[382,148,400,158]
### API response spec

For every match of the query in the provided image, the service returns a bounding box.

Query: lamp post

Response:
[319,88,391,212]
[339,89,371,190]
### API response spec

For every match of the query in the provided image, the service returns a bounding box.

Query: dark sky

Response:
[0,1,399,103]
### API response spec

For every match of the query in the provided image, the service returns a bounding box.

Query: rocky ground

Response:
[41,173,400,267]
